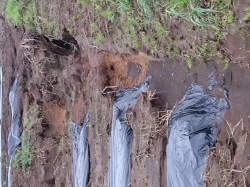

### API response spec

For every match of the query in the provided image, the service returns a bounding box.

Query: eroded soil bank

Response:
[1,15,250,187]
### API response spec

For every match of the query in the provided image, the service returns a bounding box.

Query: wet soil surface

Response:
[1,11,250,187]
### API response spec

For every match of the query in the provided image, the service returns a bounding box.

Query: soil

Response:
[0,2,250,187]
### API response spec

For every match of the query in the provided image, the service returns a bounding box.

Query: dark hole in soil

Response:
[51,39,71,50]
[227,138,237,159]
[105,74,111,87]
[38,132,45,138]
[41,118,50,131]
[150,96,166,110]
[47,178,55,185]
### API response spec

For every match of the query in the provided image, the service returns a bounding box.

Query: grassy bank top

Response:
[5,0,250,68]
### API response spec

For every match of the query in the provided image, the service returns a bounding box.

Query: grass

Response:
[243,8,250,21]
[5,0,59,36]
[4,0,239,68]
[23,0,41,33]
[154,21,169,38]
[165,0,234,29]
[13,106,35,172]
[5,0,22,26]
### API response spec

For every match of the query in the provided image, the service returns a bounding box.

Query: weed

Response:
[223,58,230,70]
[186,57,193,68]
[13,106,35,172]
[171,47,181,58]
[137,0,152,20]
[166,1,214,27]
[95,32,105,43]
[243,7,250,21]
[239,28,248,40]
[154,21,169,38]
[5,0,60,36]
[23,1,41,33]
[39,17,59,36]
[78,0,89,6]
[125,16,141,28]
[90,22,99,33]
[117,0,131,11]
[223,10,234,25]
[5,0,22,26]
[102,9,115,22]
[165,0,234,30]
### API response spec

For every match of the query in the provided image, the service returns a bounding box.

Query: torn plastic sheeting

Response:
[207,71,220,91]
[167,82,229,187]
[8,78,21,187]
[71,112,90,187]
[108,76,151,187]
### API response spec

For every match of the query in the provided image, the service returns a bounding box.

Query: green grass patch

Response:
[5,0,237,69]
[154,21,169,38]
[13,106,35,172]
[165,0,234,29]
[243,7,250,21]
[6,0,23,26]
[23,1,41,33]
[5,0,59,36]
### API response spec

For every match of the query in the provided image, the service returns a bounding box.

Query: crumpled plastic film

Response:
[108,76,151,187]
[8,78,20,187]
[167,80,229,187]
[71,112,90,187]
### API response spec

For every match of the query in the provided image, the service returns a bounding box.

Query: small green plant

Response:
[223,10,234,25]
[155,21,169,38]
[223,58,230,70]
[137,0,152,19]
[5,0,22,26]
[102,9,115,22]
[95,32,105,43]
[165,0,234,30]
[171,47,181,58]
[117,0,131,11]
[184,51,194,68]
[243,7,250,21]
[90,22,99,33]
[78,0,89,6]
[239,28,248,40]
[13,106,35,172]
[39,17,60,36]
[23,1,39,31]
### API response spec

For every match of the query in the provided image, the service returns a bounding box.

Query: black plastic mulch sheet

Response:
[71,112,90,187]
[167,79,229,187]
[108,76,151,187]
[8,78,20,187]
